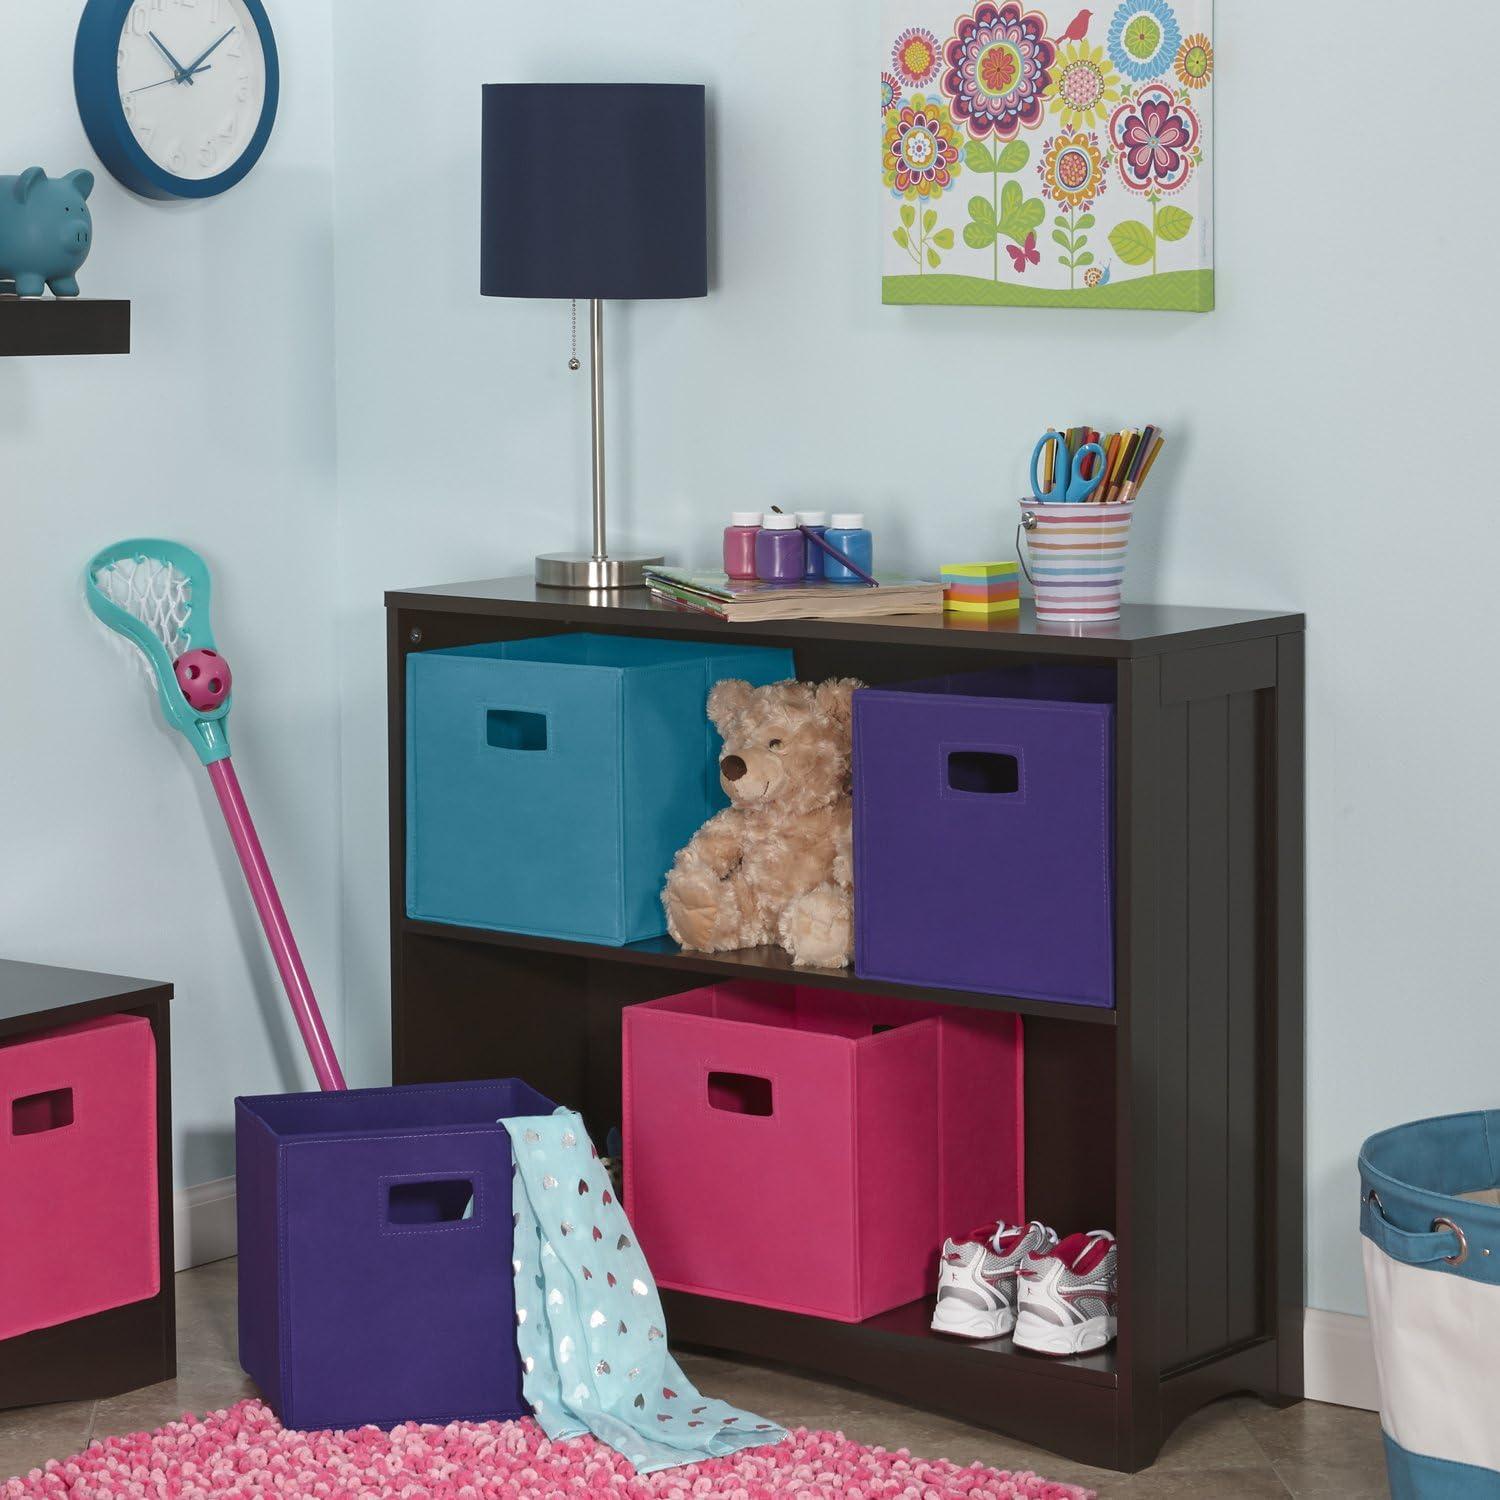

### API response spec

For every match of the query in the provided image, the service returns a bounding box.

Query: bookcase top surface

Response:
[387,577,1303,659]
[0,959,169,1024]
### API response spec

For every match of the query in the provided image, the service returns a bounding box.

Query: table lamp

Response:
[481,83,708,589]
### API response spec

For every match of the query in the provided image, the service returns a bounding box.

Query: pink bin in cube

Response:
[623,983,1023,1324]
[0,1015,159,1341]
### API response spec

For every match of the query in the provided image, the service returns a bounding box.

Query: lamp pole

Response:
[535,298,664,590]
[589,297,607,564]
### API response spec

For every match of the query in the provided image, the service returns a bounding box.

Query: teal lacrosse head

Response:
[86,538,232,765]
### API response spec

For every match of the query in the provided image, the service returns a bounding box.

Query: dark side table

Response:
[0,960,175,1408]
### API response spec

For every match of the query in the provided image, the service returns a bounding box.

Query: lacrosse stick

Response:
[85,539,346,1092]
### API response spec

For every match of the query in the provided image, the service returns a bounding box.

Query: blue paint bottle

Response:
[824,513,873,584]
[797,512,829,581]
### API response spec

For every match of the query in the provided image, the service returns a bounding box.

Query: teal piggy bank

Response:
[0,168,94,298]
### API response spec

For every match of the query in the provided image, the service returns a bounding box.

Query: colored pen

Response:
[1097,432,1122,502]
[1107,430,1138,502]
[1135,430,1167,496]
[1119,424,1157,503]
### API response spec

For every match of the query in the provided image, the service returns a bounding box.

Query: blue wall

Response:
[0,2,340,1200]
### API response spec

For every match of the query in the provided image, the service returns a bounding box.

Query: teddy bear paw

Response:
[664,867,745,953]
[779,883,853,969]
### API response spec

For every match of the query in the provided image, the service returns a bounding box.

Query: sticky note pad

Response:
[942,561,1021,614]
[940,562,1019,580]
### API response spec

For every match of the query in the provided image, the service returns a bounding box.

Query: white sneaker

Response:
[1013,1229,1119,1356]
[930,1221,1058,1340]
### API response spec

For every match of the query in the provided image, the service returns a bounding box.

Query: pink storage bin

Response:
[0,1014,159,1341]
[623,983,1023,1324]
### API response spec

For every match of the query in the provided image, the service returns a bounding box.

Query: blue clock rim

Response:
[74,0,280,201]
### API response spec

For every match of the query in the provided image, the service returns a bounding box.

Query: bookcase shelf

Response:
[402,917,1119,1027]
[385,579,1306,1474]
[0,298,130,356]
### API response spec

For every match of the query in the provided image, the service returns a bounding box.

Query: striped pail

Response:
[1361,1112,1500,1497]
[1018,500,1133,623]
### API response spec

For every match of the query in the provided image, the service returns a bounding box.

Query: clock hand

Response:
[179,25,236,79]
[148,30,193,83]
[131,64,212,93]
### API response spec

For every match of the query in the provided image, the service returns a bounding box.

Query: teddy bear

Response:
[662,676,863,969]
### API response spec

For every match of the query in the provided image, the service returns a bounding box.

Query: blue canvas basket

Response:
[406,634,794,945]
[1361,1112,1500,1498]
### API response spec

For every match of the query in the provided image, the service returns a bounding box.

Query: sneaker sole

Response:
[1012,1310,1117,1356]
[930,1303,1016,1340]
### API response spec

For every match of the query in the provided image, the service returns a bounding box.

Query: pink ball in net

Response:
[174,648,232,712]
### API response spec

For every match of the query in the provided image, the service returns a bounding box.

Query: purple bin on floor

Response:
[236,1079,554,1433]
[853,666,1116,1008]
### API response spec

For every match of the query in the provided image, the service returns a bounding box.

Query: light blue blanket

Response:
[504,1109,785,1473]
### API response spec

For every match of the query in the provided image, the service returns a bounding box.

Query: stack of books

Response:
[645,568,943,623]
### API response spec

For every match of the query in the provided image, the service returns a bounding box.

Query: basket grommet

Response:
[1433,1216,1469,1266]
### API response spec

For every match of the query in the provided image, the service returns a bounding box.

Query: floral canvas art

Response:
[881,0,1214,311]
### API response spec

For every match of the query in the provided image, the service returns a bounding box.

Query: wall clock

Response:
[74,0,279,201]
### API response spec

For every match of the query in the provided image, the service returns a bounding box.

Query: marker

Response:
[1119,424,1157,504]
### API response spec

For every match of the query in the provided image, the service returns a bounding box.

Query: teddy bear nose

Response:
[720,755,747,782]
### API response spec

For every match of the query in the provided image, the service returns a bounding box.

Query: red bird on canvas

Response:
[1058,8,1092,41]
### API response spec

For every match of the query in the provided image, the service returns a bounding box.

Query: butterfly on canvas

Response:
[1006,232,1041,273]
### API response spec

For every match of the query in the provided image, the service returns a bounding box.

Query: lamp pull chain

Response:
[568,300,581,372]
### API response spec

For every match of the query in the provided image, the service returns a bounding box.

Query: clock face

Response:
[116,0,266,182]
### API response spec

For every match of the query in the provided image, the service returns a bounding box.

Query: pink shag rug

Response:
[3,1399,1095,1500]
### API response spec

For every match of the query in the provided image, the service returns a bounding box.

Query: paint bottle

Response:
[824,513,873,584]
[723,512,762,580]
[797,511,829,581]
[755,513,805,583]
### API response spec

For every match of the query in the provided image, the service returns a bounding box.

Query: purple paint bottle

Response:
[755,513,805,583]
[723,512,762,580]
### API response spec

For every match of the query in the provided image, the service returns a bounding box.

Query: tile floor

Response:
[2,1262,1389,1497]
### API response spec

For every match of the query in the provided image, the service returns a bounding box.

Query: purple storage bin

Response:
[854,666,1116,1007]
[236,1079,553,1432]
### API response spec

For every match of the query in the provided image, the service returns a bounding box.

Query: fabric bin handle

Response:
[11,1086,75,1137]
[1366,1189,1469,1266]
[485,708,549,752]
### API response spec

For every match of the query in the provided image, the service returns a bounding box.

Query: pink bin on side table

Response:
[0,1014,159,1341]
[623,983,1023,1324]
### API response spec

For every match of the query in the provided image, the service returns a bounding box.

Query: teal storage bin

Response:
[406,634,794,945]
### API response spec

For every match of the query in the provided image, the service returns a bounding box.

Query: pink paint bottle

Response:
[723,512,762,580]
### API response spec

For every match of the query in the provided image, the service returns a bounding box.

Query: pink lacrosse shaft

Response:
[207,758,347,1092]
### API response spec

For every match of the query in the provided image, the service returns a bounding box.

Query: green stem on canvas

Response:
[1151,194,1159,276]
[1069,207,1078,290]
[993,162,1001,281]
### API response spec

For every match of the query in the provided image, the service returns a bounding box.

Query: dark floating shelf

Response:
[0,298,130,356]
[402,916,1118,1026]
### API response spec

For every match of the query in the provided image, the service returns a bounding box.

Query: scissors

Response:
[1030,430,1107,504]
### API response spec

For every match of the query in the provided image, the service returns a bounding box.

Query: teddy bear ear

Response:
[707,678,756,732]
[813,678,863,729]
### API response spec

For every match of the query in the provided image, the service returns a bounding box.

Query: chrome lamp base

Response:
[534,551,664,590]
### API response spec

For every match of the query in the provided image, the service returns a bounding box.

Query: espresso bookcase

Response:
[0,960,174,1408]
[385,579,1305,1473]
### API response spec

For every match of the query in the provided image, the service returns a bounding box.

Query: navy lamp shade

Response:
[481,84,707,301]
[481,83,708,590]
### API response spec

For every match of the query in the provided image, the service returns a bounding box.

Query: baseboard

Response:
[174,1175,237,1271]
[162,1182,1385,1415]
[1303,1307,1379,1412]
